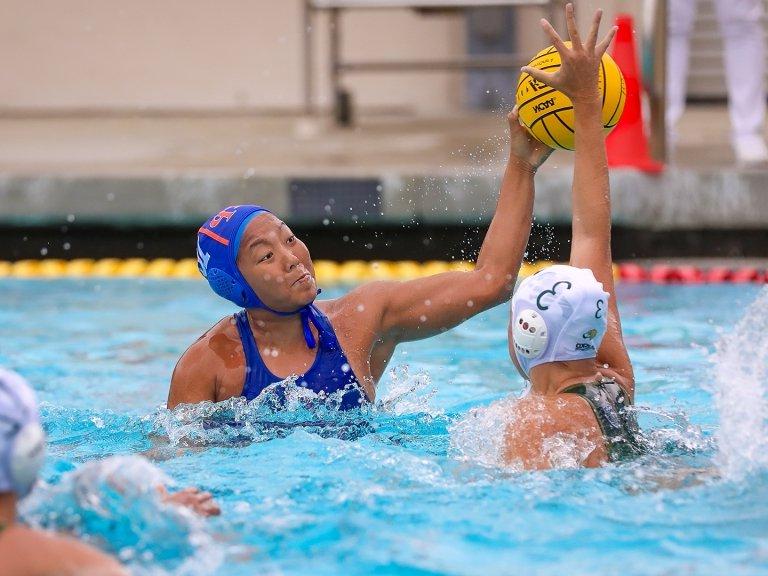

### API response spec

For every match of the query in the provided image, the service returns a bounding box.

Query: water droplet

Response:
[356,304,365,312]
[341,363,350,373]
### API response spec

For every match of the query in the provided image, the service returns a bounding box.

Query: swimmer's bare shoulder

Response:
[0,525,127,576]
[167,316,246,409]
[503,394,608,469]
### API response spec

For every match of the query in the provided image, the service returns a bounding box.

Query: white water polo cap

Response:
[510,265,610,378]
[0,368,46,498]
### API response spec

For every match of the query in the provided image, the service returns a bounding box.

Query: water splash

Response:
[375,364,441,418]
[20,455,222,576]
[449,397,513,468]
[449,396,708,471]
[711,286,768,479]
[635,404,711,455]
[152,366,440,447]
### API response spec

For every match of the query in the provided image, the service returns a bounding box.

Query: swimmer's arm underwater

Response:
[358,110,553,343]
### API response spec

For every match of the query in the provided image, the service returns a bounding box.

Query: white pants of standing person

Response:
[667,0,768,164]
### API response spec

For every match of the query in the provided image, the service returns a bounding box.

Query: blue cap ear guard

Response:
[197,205,321,349]
[197,205,270,309]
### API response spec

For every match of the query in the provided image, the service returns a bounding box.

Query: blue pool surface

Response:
[1,279,767,576]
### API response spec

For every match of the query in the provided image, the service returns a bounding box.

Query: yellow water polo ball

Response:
[515,43,626,151]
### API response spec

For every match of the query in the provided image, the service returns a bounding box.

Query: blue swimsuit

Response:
[234,305,367,410]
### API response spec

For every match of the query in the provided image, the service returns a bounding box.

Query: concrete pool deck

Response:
[0,104,767,233]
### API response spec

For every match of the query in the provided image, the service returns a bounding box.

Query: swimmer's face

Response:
[236,213,316,312]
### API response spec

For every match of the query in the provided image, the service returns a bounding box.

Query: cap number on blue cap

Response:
[536,281,573,311]
[210,208,236,228]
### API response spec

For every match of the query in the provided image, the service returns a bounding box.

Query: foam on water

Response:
[152,364,440,448]
[20,455,222,576]
[449,387,710,472]
[711,285,768,479]
[449,396,514,468]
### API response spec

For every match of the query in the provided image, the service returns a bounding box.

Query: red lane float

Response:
[731,267,762,283]
[677,265,704,284]
[705,267,733,283]
[618,264,766,284]
[649,265,683,283]
[619,263,647,282]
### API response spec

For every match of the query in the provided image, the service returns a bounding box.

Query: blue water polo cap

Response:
[197,205,320,348]
[197,205,273,309]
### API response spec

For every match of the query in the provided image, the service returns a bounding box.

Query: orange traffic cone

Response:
[606,14,664,173]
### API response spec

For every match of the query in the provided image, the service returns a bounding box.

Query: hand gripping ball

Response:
[515,43,626,151]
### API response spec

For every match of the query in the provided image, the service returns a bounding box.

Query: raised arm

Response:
[359,110,553,343]
[523,5,633,393]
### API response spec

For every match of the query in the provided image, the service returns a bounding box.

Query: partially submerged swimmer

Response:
[21,455,220,565]
[506,266,643,468]
[503,4,643,469]
[0,368,220,576]
[168,104,554,410]
[0,367,127,576]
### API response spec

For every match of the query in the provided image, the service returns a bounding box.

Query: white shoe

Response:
[733,134,768,166]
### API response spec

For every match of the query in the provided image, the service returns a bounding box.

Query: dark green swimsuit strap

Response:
[562,378,643,461]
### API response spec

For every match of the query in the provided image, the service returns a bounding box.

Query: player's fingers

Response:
[540,18,568,53]
[596,26,617,57]
[521,66,559,89]
[565,4,582,48]
[585,9,603,52]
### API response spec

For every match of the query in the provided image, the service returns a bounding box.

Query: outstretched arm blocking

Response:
[371,110,553,343]
[523,5,633,391]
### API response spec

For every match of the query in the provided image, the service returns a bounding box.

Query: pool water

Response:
[2,279,768,576]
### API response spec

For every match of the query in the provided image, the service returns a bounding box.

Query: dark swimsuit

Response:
[562,378,643,461]
[233,305,368,411]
